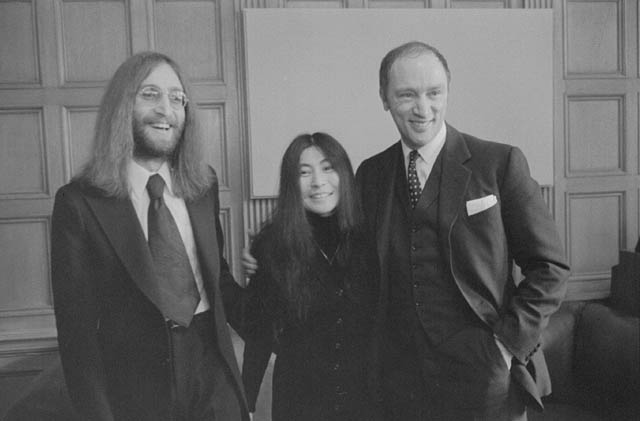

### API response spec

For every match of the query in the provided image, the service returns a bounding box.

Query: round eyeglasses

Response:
[137,86,189,109]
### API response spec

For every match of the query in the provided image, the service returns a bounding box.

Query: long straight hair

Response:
[259,132,362,321]
[76,51,212,199]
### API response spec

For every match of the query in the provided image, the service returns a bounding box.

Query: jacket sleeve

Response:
[51,187,114,421]
[494,147,570,364]
[217,216,244,332]
[220,231,278,412]
[355,159,379,242]
[241,309,275,413]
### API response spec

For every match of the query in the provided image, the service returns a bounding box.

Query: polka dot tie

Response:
[408,150,422,209]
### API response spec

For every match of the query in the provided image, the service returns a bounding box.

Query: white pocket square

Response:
[466,194,497,216]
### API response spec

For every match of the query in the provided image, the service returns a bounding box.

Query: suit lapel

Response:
[438,125,472,251]
[84,194,158,301]
[375,143,403,276]
[438,125,504,325]
[393,148,410,213]
[186,189,220,296]
[85,188,221,312]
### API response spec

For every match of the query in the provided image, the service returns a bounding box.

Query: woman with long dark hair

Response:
[226,132,379,421]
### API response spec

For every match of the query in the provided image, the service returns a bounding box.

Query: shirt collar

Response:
[401,122,447,164]
[127,159,174,200]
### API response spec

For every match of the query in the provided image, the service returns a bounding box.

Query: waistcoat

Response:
[386,149,479,350]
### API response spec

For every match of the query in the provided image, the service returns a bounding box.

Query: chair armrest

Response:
[573,302,640,410]
[541,301,585,403]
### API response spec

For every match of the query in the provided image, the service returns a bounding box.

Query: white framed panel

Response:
[566,95,625,176]
[0,108,48,198]
[153,0,223,82]
[58,0,130,85]
[566,191,624,284]
[197,103,229,190]
[0,0,40,86]
[565,0,623,77]
[0,219,52,313]
[64,106,99,181]
[244,9,554,196]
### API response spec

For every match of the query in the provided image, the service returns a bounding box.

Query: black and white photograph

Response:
[0,1,638,420]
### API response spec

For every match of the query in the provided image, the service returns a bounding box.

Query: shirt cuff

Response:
[494,335,513,370]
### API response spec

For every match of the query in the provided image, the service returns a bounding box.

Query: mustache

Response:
[141,115,180,127]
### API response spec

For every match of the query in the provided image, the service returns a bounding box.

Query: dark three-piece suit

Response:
[356,124,570,419]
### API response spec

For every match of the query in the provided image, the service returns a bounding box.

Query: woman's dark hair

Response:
[258,132,362,320]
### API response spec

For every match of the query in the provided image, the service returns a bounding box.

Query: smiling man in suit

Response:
[51,52,248,421]
[356,41,570,420]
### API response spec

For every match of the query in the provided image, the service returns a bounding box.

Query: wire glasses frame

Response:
[137,86,189,109]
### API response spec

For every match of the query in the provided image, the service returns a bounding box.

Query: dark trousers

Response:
[169,311,243,421]
[382,326,527,421]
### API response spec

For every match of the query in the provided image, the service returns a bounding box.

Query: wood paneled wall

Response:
[556,0,638,299]
[1,0,638,416]
[0,0,244,414]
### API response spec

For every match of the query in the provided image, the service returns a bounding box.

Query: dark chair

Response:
[530,301,640,421]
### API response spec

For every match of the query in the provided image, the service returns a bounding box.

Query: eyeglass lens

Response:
[139,87,188,108]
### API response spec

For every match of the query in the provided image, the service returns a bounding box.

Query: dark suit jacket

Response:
[356,124,570,409]
[51,173,248,421]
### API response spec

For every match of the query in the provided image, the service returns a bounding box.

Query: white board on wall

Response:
[244,9,553,197]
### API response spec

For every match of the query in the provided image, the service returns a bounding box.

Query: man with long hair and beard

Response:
[50,52,248,421]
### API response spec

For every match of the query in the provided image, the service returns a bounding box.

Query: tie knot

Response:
[409,149,419,162]
[146,174,166,200]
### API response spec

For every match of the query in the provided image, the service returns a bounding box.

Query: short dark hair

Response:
[379,41,451,102]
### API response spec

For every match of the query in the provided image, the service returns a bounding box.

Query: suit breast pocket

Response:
[455,199,506,255]
[464,198,501,225]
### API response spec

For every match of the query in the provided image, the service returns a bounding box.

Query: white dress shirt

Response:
[127,160,210,314]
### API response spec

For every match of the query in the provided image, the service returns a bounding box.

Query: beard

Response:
[132,117,183,160]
